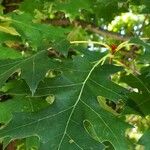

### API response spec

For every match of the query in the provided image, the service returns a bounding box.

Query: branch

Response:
[137,14,149,36]
[43,18,131,41]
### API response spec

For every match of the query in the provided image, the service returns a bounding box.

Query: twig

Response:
[43,18,131,41]
[70,40,110,50]
[138,14,149,36]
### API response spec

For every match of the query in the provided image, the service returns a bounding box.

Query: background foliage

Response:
[0,0,150,150]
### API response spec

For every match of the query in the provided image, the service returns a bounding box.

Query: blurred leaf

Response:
[0,24,20,36]
[0,46,22,59]
[129,38,150,63]
[9,12,69,50]
[139,130,150,150]
[120,69,150,115]
[55,0,92,18]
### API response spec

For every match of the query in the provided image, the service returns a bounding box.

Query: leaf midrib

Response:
[57,58,103,149]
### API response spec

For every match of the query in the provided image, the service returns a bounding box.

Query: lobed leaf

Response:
[0,50,58,95]
[0,55,131,150]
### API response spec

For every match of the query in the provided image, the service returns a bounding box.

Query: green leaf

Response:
[0,32,20,43]
[0,56,131,150]
[120,70,150,115]
[141,0,150,13]
[52,38,71,57]
[0,95,48,123]
[55,0,92,18]
[93,0,128,21]
[129,38,150,63]
[9,12,69,50]
[139,130,150,150]
[0,24,20,36]
[0,50,58,95]
[0,0,149,149]
[20,0,44,13]
[25,136,39,150]
[0,46,22,59]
